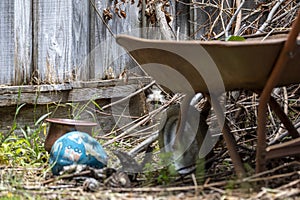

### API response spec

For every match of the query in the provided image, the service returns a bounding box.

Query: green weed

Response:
[0,103,49,167]
[143,152,178,185]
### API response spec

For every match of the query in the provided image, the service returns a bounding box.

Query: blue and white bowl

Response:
[49,131,108,175]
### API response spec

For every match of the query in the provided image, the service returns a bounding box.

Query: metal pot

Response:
[44,118,97,152]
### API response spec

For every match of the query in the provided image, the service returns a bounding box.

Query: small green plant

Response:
[0,193,22,200]
[0,128,48,167]
[194,158,206,184]
[66,95,101,121]
[1,103,26,145]
[143,152,178,185]
[225,179,237,190]
[0,103,49,167]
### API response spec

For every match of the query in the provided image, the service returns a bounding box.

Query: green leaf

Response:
[16,148,26,155]
[226,35,245,41]
[15,103,26,116]
[92,100,103,111]
[35,112,52,126]
[20,127,28,140]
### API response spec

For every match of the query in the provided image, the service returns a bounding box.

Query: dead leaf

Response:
[120,10,127,18]
[103,8,113,21]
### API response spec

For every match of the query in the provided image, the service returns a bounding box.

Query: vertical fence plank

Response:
[72,0,90,81]
[33,0,73,83]
[15,0,33,84]
[89,0,142,80]
[0,1,14,85]
[0,0,32,85]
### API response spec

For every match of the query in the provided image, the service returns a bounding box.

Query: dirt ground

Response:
[0,158,299,200]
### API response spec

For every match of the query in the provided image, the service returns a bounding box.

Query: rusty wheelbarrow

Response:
[116,11,300,177]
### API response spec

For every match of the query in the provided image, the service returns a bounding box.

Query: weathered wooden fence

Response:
[0,0,275,132]
[0,0,136,85]
[0,0,152,132]
[0,0,265,86]
[0,1,197,84]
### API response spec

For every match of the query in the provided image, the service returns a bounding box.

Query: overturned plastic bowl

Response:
[49,131,108,175]
[44,118,97,152]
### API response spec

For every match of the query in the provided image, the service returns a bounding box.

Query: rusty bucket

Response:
[44,118,97,152]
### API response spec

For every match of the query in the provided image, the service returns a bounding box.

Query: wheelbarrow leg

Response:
[269,96,299,139]
[256,10,300,173]
[207,94,246,178]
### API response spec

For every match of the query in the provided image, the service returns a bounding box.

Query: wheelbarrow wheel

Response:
[158,101,212,175]
[158,103,180,152]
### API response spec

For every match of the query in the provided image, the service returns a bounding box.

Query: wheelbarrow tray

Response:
[116,35,300,94]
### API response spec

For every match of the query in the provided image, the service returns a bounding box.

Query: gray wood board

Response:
[33,0,74,83]
[0,0,246,85]
[92,0,144,80]
[0,77,152,106]
[0,0,32,85]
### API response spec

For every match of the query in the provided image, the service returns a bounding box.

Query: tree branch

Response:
[225,0,245,38]
[256,0,285,34]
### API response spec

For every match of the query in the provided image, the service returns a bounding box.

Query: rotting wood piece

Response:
[266,137,300,160]
[0,77,152,106]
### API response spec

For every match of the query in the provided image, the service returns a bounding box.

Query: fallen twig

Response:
[129,131,159,156]
[103,93,184,146]
[101,80,155,111]
[42,170,92,185]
